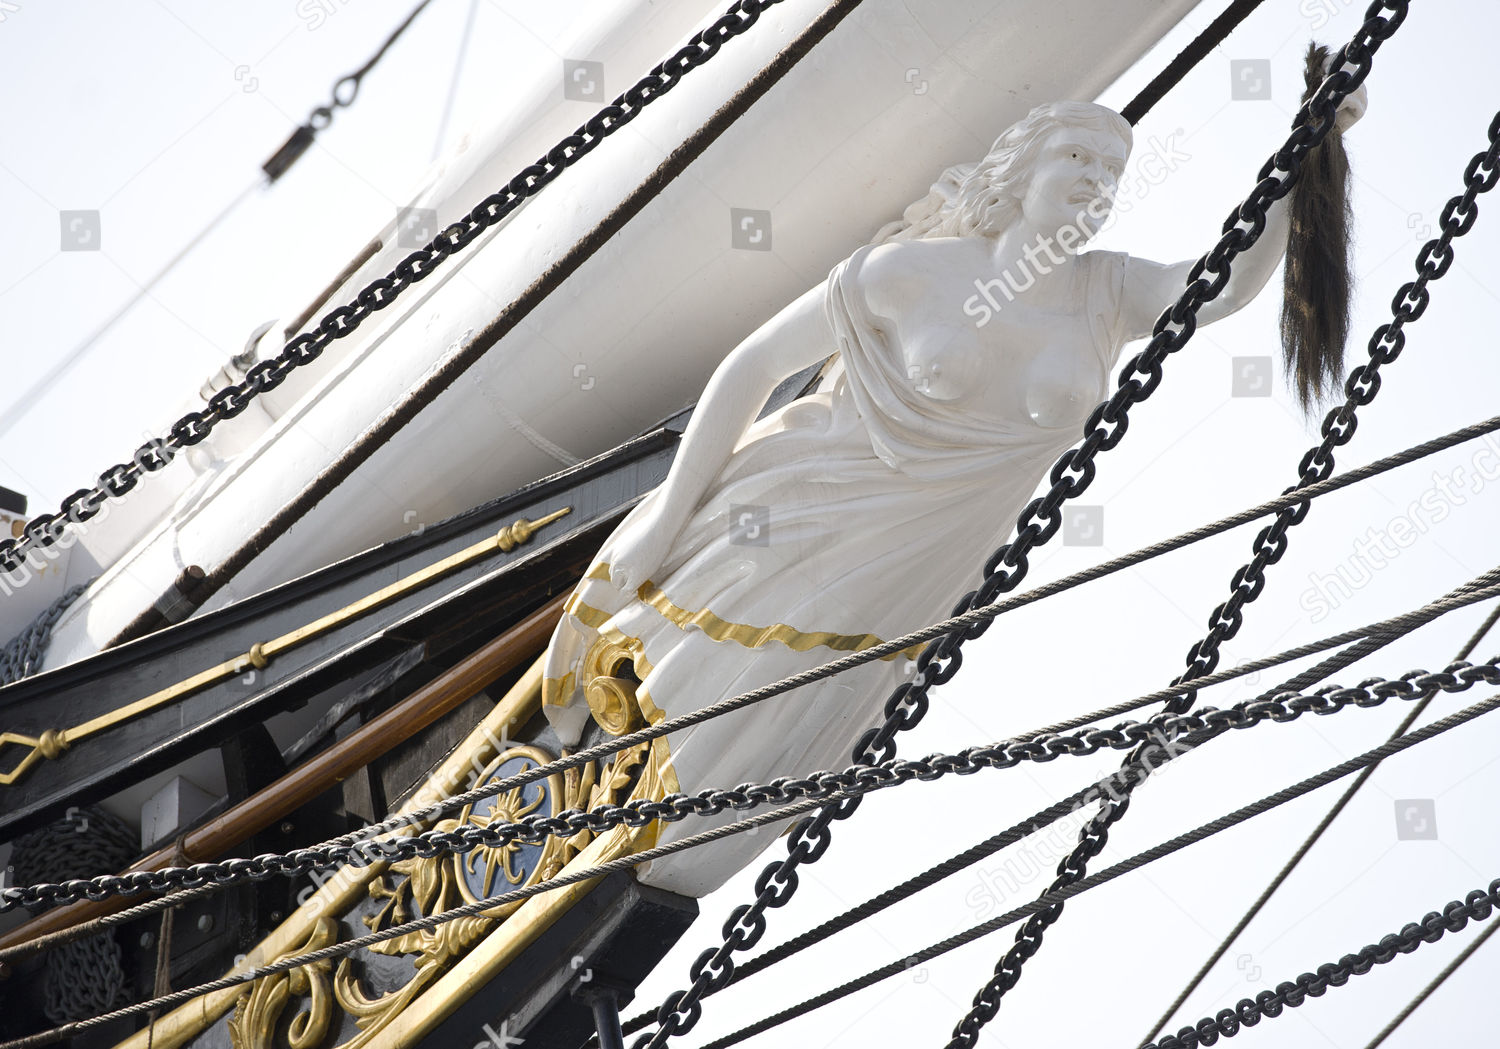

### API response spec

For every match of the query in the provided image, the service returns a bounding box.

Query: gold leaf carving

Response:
[227,917,338,1049]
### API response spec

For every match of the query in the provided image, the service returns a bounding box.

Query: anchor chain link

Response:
[0,0,785,578]
[1146,880,1500,1049]
[636,5,1417,1046]
[6,658,1495,913]
[946,17,1500,1049]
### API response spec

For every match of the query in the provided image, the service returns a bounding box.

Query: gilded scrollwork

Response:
[227,917,339,1049]
[226,732,668,1049]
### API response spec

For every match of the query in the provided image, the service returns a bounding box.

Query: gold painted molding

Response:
[114,644,683,1049]
[362,737,677,1049]
[111,658,549,1049]
[0,510,569,787]
[637,579,922,659]
[544,560,919,711]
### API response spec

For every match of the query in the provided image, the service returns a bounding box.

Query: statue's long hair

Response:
[873,101,1134,243]
[1281,43,1355,409]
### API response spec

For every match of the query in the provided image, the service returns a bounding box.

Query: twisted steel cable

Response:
[8,562,1500,919]
[946,32,1500,1049]
[602,570,1500,1040]
[6,671,1500,1049]
[689,689,1500,1048]
[640,8,1418,1043]
[1140,599,1500,1042]
[0,0,806,577]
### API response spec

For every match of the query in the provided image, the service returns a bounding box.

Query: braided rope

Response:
[14,404,1485,927]
[8,677,1500,1049]
[696,691,1500,1049]
[8,567,1500,925]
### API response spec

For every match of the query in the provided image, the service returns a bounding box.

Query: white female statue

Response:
[541,95,1364,897]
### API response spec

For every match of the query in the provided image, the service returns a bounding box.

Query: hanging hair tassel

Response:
[1281,42,1356,410]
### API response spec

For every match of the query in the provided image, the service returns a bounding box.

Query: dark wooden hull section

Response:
[0,419,683,842]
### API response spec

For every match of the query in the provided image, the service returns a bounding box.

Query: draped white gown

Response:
[542,242,1131,896]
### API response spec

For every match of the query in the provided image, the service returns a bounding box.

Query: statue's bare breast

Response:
[858,239,1109,431]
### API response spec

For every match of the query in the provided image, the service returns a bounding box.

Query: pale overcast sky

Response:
[2,1,1498,1047]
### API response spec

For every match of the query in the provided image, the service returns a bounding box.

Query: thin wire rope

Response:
[945,96,1500,1049]
[1142,599,1500,1042]
[608,571,1499,1034]
[1362,909,1500,1049]
[0,0,830,578]
[693,690,1500,1049]
[644,12,1400,1046]
[9,664,1491,1049]
[18,632,1500,1049]
[1140,879,1500,1049]
[10,545,1500,947]
[0,791,854,1049]
[59,409,1497,871]
[346,0,434,85]
[0,180,262,441]
[0,0,438,442]
[431,0,481,161]
[0,606,1411,966]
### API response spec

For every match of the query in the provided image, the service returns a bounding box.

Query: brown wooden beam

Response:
[0,591,567,967]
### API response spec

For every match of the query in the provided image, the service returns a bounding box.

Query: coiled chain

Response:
[637,5,1416,1046]
[4,659,1494,914]
[0,0,784,577]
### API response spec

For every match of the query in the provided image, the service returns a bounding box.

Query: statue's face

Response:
[1016,126,1127,242]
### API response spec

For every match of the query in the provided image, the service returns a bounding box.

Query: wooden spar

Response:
[0,591,568,967]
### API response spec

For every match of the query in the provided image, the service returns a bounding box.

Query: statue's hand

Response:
[1323,54,1368,132]
[598,512,679,595]
[1334,83,1367,131]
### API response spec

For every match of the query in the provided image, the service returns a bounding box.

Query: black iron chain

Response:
[6,658,1494,914]
[948,27,1500,1049]
[634,6,1414,1045]
[0,0,786,578]
[1147,880,1500,1049]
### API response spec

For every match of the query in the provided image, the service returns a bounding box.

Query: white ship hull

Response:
[30,0,1199,669]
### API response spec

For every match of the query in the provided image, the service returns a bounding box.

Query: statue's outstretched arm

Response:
[1116,71,1366,345]
[602,279,834,593]
[1115,192,1293,342]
